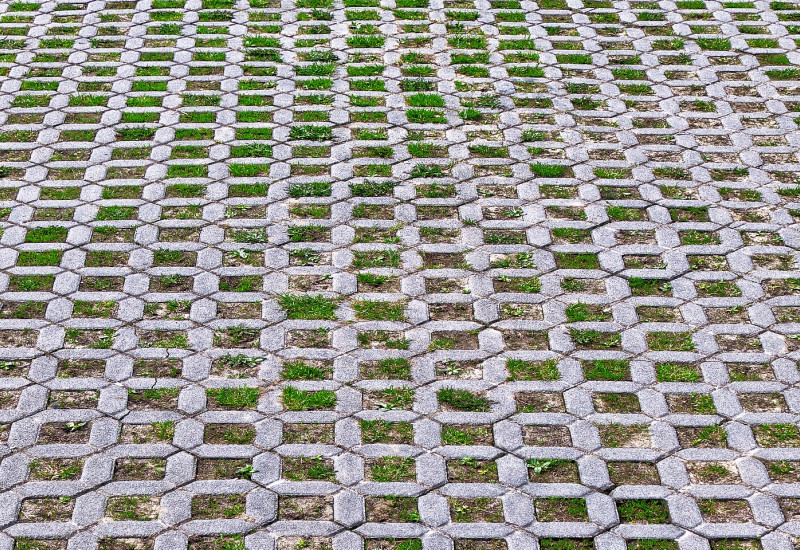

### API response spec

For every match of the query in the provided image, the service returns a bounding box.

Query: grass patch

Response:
[17,250,62,266]
[507,358,560,381]
[437,388,491,411]
[656,362,701,382]
[583,359,629,381]
[647,331,695,351]
[353,300,405,321]
[206,387,259,409]
[282,386,337,410]
[616,499,670,523]
[283,360,328,380]
[278,294,337,320]
[25,226,67,243]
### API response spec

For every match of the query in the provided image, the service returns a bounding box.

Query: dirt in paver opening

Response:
[57,359,105,378]
[499,302,542,320]
[0,390,20,409]
[726,362,775,381]
[453,541,507,550]
[447,458,499,483]
[716,334,762,352]
[37,422,91,444]
[0,300,47,319]
[440,424,494,447]
[365,496,420,523]
[288,329,331,348]
[283,422,335,445]
[666,393,716,415]
[191,494,248,520]
[760,460,800,483]
[608,462,660,485]
[616,230,657,245]
[213,327,261,348]
[516,392,566,413]
[698,499,753,523]
[772,306,800,323]
[0,358,30,377]
[143,301,191,320]
[278,538,332,550]
[366,456,416,482]
[223,250,265,268]
[212,354,263,378]
[278,496,333,520]
[160,228,201,242]
[597,424,652,448]
[429,302,475,321]
[686,461,740,484]
[449,497,505,523]
[106,496,160,521]
[28,458,84,481]
[592,392,641,413]
[64,329,113,349]
[429,330,479,350]
[763,279,800,297]
[523,425,572,447]
[540,540,595,550]
[195,458,253,480]
[502,330,549,350]
[97,539,155,550]
[365,540,423,550]
[0,329,38,347]
[675,426,729,449]
[738,392,787,412]
[704,306,749,324]
[188,536,246,550]
[710,541,761,550]
[360,383,413,409]
[360,359,410,380]
[421,252,467,269]
[113,458,167,481]
[688,255,729,271]
[282,456,336,481]
[204,423,256,445]
[435,359,483,380]
[560,278,606,294]
[780,498,800,521]
[356,274,400,293]
[627,541,675,550]
[47,390,100,409]
[91,227,136,243]
[754,424,800,447]
[289,275,334,292]
[11,540,67,550]
[535,497,589,522]
[527,459,580,483]
[477,185,517,199]
[426,278,467,293]
[132,359,182,378]
[623,254,665,270]
[79,276,125,292]
[19,497,75,522]
[126,387,179,410]
[420,228,460,244]
[119,423,175,444]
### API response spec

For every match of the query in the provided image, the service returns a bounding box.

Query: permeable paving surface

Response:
[0,0,799,549]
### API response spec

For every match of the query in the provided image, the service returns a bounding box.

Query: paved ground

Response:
[0,0,800,548]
